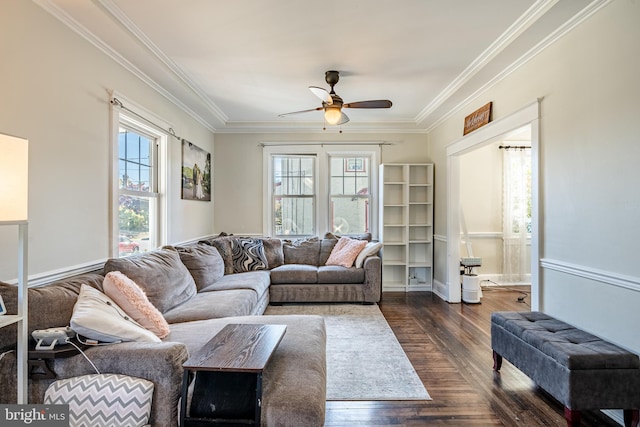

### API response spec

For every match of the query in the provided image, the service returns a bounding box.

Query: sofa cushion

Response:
[199,270,271,298]
[102,271,170,339]
[199,235,234,275]
[70,284,161,343]
[232,237,269,272]
[262,237,284,269]
[318,237,338,266]
[0,274,105,349]
[318,266,365,284]
[324,232,372,242]
[325,237,367,268]
[162,289,259,323]
[104,247,197,313]
[283,237,321,265]
[270,264,318,284]
[354,241,383,268]
[174,244,225,290]
[164,315,326,427]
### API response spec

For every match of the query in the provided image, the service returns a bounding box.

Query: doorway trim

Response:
[446,99,541,307]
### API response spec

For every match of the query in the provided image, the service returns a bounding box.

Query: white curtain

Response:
[502,148,531,284]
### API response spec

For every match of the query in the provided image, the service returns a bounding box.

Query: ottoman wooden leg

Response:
[492,350,502,371]
[624,409,639,427]
[564,407,580,427]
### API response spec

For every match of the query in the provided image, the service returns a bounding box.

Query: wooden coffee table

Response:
[180,323,287,426]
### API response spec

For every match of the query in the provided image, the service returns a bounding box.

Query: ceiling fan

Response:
[278,70,392,126]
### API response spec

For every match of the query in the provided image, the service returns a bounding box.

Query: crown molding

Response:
[217,120,428,134]
[424,0,612,133]
[33,0,217,133]
[94,0,228,124]
[415,0,559,124]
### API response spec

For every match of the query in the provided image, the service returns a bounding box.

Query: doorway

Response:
[446,100,541,308]
[459,127,532,287]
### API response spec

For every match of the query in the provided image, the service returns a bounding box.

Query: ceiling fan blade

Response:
[337,111,350,125]
[343,100,393,109]
[278,107,323,117]
[309,86,333,104]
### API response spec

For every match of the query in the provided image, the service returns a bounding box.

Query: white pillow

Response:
[70,284,161,343]
[354,241,383,268]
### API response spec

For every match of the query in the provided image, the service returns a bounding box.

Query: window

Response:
[329,156,371,234]
[264,145,379,238]
[111,98,168,258]
[117,127,158,256]
[272,155,316,236]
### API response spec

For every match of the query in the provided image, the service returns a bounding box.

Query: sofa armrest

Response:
[44,342,187,427]
[362,255,382,302]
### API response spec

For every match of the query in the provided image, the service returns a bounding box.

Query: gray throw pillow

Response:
[199,236,234,275]
[103,247,197,313]
[283,237,321,266]
[173,244,225,290]
[261,237,284,269]
[319,237,338,266]
[324,231,372,242]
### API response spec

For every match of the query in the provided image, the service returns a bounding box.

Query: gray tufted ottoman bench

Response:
[491,311,640,427]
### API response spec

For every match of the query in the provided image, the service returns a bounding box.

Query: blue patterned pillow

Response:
[231,238,269,272]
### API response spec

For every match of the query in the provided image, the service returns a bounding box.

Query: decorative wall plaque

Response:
[463,102,492,135]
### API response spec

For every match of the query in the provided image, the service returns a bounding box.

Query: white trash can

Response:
[462,274,481,303]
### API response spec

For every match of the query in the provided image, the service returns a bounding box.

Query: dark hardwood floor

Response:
[324,287,620,426]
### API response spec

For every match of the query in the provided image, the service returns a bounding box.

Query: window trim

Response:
[263,144,379,238]
[109,94,169,257]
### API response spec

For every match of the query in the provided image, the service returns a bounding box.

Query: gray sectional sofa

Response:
[0,233,382,426]
[200,233,382,304]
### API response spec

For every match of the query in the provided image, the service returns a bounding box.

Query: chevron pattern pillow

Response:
[44,374,154,427]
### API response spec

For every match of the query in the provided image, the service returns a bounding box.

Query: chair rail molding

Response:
[540,258,640,293]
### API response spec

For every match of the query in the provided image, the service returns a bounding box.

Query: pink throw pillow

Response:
[325,237,368,268]
[103,271,170,339]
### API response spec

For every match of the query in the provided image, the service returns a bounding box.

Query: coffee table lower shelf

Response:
[180,324,286,427]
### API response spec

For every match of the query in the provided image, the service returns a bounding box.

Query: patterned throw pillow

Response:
[231,238,269,272]
[45,374,154,427]
[325,237,368,268]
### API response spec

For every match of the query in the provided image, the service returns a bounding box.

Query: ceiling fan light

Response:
[324,106,342,125]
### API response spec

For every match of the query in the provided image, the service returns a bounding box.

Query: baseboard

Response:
[478,274,531,286]
[432,279,448,301]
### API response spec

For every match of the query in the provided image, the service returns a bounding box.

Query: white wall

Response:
[430,1,640,352]
[213,133,429,235]
[459,141,502,275]
[0,1,215,282]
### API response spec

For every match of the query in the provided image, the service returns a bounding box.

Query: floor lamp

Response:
[0,133,29,404]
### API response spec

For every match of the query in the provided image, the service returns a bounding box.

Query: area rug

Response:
[264,303,431,401]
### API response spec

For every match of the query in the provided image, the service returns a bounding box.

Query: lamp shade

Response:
[324,106,342,125]
[0,134,28,222]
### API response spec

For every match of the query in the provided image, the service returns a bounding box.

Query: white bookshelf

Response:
[379,164,433,291]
